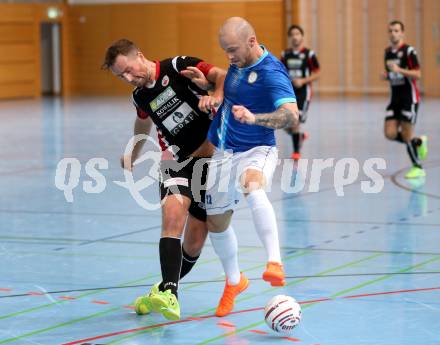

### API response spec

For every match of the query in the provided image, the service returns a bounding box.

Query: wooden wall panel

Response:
[422,0,440,96]
[66,5,115,94]
[0,3,67,100]
[344,0,364,92]
[245,1,284,55]
[108,4,179,57]
[0,5,35,99]
[0,4,34,23]
[206,3,246,68]
[177,3,216,63]
[290,0,300,26]
[394,0,418,45]
[65,1,284,95]
[366,0,389,93]
[0,24,34,43]
[0,64,35,83]
[1,1,437,99]
[316,0,343,93]
[0,44,35,63]
[0,83,36,99]
[294,0,438,96]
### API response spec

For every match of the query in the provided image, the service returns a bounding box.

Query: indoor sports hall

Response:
[0,1,439,344]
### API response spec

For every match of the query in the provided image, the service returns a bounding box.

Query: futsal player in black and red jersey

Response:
[102,39,225,320]
[280,25,320,160]
[382,20,427,179]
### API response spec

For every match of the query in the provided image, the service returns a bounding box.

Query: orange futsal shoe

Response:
[215,273,249,317]
[290,152,301,160]
[262,262,285,287]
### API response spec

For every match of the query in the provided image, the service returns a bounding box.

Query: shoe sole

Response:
[263,272,286,287]
[215,279,249,317]
[405,174,426,179]
[160,307,180,321]
[150,295,180,320]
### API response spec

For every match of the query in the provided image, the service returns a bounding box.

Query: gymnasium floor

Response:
[0,96,439,345]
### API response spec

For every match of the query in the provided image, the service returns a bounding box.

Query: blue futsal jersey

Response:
[208,47,296,152]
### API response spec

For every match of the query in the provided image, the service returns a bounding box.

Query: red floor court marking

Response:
[248,330,268,335]
[91,300,110,305]
[62,286,440,345]
[27,291,45,296]
[0,288,11,292]
[187,317,203,321]
[298,298,331,305]
[342,286,440,299]
[217,321,236,328]
[63,319,193,345]
[123,306,135,310]
[282,336,301,342]
[58,296,76,300]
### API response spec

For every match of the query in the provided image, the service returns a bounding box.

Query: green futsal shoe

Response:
[134,282,160,315]
[405,166,426,179]
[149,289,180,321]
[417,135,428,161]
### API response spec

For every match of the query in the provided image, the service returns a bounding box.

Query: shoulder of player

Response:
[164,55,203,72]
[304,48,316,57]
[158,56,187,74]
[257,55,290,78]
[159,57,178,72]
[404,44,417,55]
[268,53,288,68]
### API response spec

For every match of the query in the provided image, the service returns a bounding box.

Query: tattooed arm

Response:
[232,102,299,129]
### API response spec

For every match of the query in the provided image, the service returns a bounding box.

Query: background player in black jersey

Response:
[102,39,225,320]
[382,20,428,179]
[281,25,320,160]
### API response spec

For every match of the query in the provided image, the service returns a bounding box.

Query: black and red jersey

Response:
[280,47,320,101]
[384,44,420,104]
[132,56,213,161]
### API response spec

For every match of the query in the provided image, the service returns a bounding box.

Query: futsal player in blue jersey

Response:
[204,17,299,317]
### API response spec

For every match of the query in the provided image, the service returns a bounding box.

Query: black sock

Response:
[395,132,405,143]
[158,237,181,297]
[406,142,422,169]
[412,137,422,147]
[292,132,301,153]
[179,247,200,280]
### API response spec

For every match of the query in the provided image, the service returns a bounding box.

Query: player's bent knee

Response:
[240,171,266,193]
[384,131,397,140]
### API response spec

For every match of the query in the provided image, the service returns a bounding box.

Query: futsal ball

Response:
[264,295,301,333]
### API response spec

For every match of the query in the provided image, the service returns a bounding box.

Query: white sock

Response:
[247,189,282,263]
[209,226,241,285]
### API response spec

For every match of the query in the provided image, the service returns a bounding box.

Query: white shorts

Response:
[205,146,278,215]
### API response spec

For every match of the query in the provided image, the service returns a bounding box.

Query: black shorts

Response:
[295,91,310,123]
[385,100,418,124]
[159,157,209,221]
